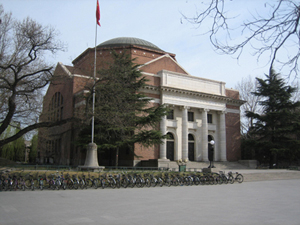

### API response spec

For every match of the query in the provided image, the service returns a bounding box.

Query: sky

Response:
[0,0,286,89]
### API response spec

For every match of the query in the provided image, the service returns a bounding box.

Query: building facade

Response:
[38,37,244,166]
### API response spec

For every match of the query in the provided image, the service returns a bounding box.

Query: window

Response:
[188,111,194,122]
[46,138,61,157]
[48,92,64,121]
[207,114,213,124]
[167,109,174,120]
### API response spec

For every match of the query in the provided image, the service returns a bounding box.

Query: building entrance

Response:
[188,134,195,161]
[166,132,174,161]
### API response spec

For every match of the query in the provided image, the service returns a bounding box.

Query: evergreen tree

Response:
[78,51,168,166]
[29,134,38,163]
[246,69,300,167]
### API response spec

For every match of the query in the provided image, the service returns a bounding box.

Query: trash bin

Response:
[179,165,186,172]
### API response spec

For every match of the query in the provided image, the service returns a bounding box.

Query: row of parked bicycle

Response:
[0,170,244,191]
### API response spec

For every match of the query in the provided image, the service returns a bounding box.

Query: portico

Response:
[158,70,233,163]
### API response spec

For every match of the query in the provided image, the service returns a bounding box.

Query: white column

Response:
[159,115,167,159]
[181,106,189,161]
[219,111,227,161]
[202,109,209,161]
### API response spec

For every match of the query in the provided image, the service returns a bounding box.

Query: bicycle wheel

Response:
[101,178,107,189]
[62,181,67,190]
[79,180,85,189]
[222,175,228,184]
[55,180,61,190]
[165,178,171,187]
[40,181,44,190]
[135,179,141,188]
[85,179,92,188]
[193,177,200,185]
[172,178,179,186]
[145,178,151,187]
[110,179,116,189]
[139,178,145,188]
[31,181,35,191]
[73,182,79,190]
[34,179,39,189]
[25,179,31,189]
[199,176,206,185]
[50,181,56,190]
[9,183,13,191]
[209,176,215,185]
[228,175,234,184]
[216,176,223,185]
[121,178,128,188]
[151,178,157,187]
[236,174,244,183]
[4,180,9,191]
[66,179,73,189]
[116,180,121,189]
[158,178,164,187]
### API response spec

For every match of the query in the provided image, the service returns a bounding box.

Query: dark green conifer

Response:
[78,51,168,166]
[246,69,300,167]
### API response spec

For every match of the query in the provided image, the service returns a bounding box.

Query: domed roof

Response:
[97,37,163,52]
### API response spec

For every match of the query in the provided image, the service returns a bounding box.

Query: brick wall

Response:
[225,110,242,161]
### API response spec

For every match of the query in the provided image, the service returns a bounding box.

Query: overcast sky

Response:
[1,0,285,89]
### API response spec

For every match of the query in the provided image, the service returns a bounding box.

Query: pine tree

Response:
[78,51,168,166]
[246,69,300,167]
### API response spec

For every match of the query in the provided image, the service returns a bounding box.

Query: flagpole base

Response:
[78,142,104,172]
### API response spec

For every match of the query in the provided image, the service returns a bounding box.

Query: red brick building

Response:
[38,37,244,167]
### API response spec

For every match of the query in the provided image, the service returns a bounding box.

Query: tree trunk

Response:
[115,147,119,168]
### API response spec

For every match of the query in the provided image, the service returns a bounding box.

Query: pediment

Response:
[139,54,190,75]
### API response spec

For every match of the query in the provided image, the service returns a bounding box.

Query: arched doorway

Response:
[188,134,195,161]
[208,135,214,161]
[166,132,175,161]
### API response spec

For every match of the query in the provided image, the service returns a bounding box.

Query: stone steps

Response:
[167,161,252,171]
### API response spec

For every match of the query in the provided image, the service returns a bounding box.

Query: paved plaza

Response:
[0,170,300,225]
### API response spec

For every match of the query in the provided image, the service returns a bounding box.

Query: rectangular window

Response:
[167,109,174,120]
[188,111,194,122]
[207,114,213,124]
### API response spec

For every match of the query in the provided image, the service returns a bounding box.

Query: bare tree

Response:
[182,0,300,77]
[235,75,263,134]
[0,5,67,147]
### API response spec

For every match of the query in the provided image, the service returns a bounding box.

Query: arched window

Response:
[188,134,195,161]
[48,92,64,121]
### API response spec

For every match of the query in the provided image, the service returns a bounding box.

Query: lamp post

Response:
[208,140,215,168]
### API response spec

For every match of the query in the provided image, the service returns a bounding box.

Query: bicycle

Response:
[228,171,244,183]
[18,173,26,191]
[36,173,44,190]
[120,173,130,188]
[25,173,35,191]
[78,174,86,189]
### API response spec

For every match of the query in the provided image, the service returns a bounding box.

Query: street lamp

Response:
[208,140,215,168]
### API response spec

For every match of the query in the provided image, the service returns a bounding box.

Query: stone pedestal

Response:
[78,143,104,171]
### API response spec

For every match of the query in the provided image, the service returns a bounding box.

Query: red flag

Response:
[96,0,101,26]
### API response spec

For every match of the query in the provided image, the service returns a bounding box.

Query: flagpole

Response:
[80,0,101,169]
[91,21,97,144]
[92,0,101,144]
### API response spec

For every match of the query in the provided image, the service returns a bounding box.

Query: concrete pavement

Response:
[226,169,300,182]
[0,169,300,225]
